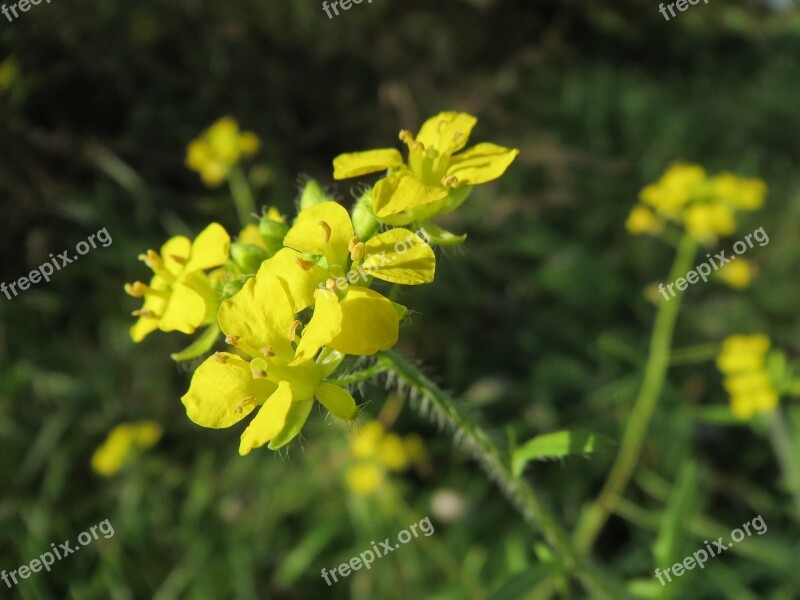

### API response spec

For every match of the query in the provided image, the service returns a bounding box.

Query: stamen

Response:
[295,256,316,271]
[453,131,463,144]
[398,130,415,149]
[131,309,158,318]
[251,367,267,379]
[348,236,360,252]
[225,335,240,347]
[138,250,164,270]
[413,141,425,151]
[288,319,303,341]
[124,282,149,298]
[169,254,188,266]
[349,242,365,262]
[213,352,229,364]
[441,174,459,188]
[260,346,275,358]
[318,221,332,244]
[325,278,338,293]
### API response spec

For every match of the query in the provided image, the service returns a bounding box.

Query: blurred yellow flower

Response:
[717,334,778,420]
[186,117,261,187]
[345,420,427,496]
[125,223,231,342]
[625,205,663,235]
[91,421,162,476]
[716,258,756,289]
[630,164,767,244]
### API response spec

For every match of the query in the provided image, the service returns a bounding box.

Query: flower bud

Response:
[299,178,333,210]
[230,242,269,274]
[352,189,380,240]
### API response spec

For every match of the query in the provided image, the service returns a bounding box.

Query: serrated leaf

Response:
[512,430,613,477]
[170,324,220,362]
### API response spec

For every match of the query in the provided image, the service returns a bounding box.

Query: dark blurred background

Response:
[2,1,800,598]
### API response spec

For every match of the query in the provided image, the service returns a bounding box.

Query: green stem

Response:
[381,350,633,600]
[328,359,392,387]
[227,165,256,227]
[764,409,800,520]
[574,234,698,552]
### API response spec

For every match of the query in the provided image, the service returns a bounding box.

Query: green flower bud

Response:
[299,179,333,210]
[230,242,269,275]
[352,188,380,241]
[259,214,289,254]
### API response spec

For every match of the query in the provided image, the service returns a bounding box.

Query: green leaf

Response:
[512,430,613,477]
[170,324,220,362]
[484,564,564,600]
[418,220,467,246]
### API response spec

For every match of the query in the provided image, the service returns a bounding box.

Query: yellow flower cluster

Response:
[91,421,162,476]
[126,112,517,455]
[186,117,261,187]
[717,334,778,420]
[627,164,766,243]
[346,421,426,496]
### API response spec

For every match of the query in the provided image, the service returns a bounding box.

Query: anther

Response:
[295,256,316,271]
[124,282,149,297]
[441,174,459,188]
[225,335,240,347]
[399,130,415,146]
[349,242,365,262]
[325,278,338,292]
[260,346,275,358]
[213,352,229,364]
[251,367,267,379]
[131,309,157,318]
[138,250,164,270]
[318,221,332,244]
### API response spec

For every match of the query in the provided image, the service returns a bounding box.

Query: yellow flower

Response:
[716,334,778,420]
[711,173,767,211]
[333,112,519,224]
[625,205,664,235]
[345,420,425,496]
[345,463,385,496]
[186,117,261,187]
[683,201,736,241]
[91,421,162,476]
[717,334,770,374]
[237,224,267,250]
[640,164,705,218]
[125,223,231,342]
[258,202,436,360]
[181,271,360,455]
[716,258,755,289]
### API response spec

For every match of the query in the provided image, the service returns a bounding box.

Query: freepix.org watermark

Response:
[654,515,767,586]
[1,227,112,301]
[321,516,435,586]
[658,0,709,22]
[2,519,114,589]
[322,0,372,20]
[2,0,54,23]
[658,226,768,301]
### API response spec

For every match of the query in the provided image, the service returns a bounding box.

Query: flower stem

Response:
[328,359,392,387]
[227,166,256,227]
[573,234,697,552]
[381,350,633,600]
[765,409,800,520]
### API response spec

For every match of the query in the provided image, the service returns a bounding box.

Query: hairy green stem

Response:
[381,350,633,600]
[328,359,392,386]
[227,166,256,227]
[765,409,800,520]
[574,234,698,552]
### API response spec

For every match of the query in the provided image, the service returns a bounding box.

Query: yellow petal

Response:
[182,353,276,428]
[218,272,296,360]
[416,112,477,155]
[315,382,358,420]
[239,381,293,455]
[238,224,267,249]
[129,276,169,342]
[331,287,399,355]
[446,143,519,186]
[333,148,405,179]
[283,201,354,267]
[161,236,192,276]
[158,283,207,334]
[372,171,449,219]
[362,229,435,285]
[293,289,342,363]
[256,248,329,313]
[185,223,231,273]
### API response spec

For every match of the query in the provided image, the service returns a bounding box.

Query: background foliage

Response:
[2,0,800,598]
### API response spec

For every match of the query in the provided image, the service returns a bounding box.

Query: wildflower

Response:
[181,271,363,455]
[717,334,778,420]
[91,421,162,476]
[333,112,519,224]
[716,258,756,289]
[258,202,435,358]
[186,117,261,187]
[625,205,663,235]
[345,421,426,496]
[630,164,767,244]
[125,223,230,342]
